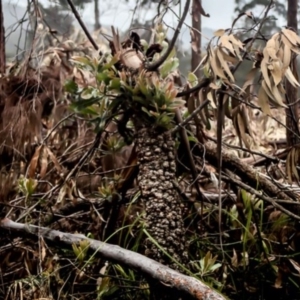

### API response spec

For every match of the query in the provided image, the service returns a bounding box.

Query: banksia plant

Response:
[67,26,188,269]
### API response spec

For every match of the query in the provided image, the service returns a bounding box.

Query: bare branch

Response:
[0,218,226,300]
[177,77,210,98]
[66,0,99,50]
[171,99,209,134]
[232,0,274,74]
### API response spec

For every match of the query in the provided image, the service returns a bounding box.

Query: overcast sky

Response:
[5,0,288,30]
[4,0,287,56]
[7,0,236,30]
[81,0,236,30]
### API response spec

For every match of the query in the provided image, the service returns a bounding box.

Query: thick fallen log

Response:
[0,218,226,300]
[198,142,295,201]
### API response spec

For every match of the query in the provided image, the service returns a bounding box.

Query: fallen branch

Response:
[0,218,226,300]
[198,142,294,201]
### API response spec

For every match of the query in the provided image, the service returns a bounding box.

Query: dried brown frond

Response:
[0,65,62,159]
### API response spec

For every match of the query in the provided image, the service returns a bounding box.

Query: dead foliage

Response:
[0,66,61,156]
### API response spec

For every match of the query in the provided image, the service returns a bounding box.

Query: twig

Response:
[232,0,274,74]
[171,100,209,134]
[222,174,300,221]
[206,135,280,164]
[66,0,99,50]
[0,218,227,300]
[177,78,210,98]
[42,113,75,143]
[218,90,300,141]
[146,0,191,71]
[63,132,102,183]
[174,109,204,205]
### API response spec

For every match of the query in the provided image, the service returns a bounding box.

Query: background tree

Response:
[285,0,299,147]
[94,0,101,30]
[191,0,202,78]
[0,0,4,75]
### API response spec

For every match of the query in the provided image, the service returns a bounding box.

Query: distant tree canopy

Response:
[234,0,287,35]
[41,5,74,34]
[55,0,92,9]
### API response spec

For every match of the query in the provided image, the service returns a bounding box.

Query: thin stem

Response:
[171,99,209,134]
[232,0,274,75]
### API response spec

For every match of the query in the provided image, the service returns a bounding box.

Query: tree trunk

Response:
[191,0,201,78]
[135,127,188,270]
[94,0,101,30]
[0,0,5,75]
[286,0,300,146]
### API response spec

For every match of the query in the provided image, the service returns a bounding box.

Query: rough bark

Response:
[135,127,188,270]
[0,218,227,300]
[0,0,5,75]
[285,0,300,146]
[94,0,101,30]
[191,0,201,78]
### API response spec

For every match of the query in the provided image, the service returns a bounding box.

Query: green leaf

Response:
[77,106,98,115]
[107,98,122,112]
[102,55,119,70]
[138,78,151,97]
[64,80,78,94]
[241,189,251,210]
[187,72,199,87]
[120,81,135,94]
[71,56,94,70]
[132,95,147,105]
[108,78,121,90]
[70,97,100,112]
[209,263,222,272]
[81,88,94,100]
[203,64,210,78]
[140,39,149,51]
[153,94,166,108]
[156,113,173,129]
[205,118,211,130]
[96,72,110,85]
[160,57,180,78]
[25,178,38,196]
[141,107,152,117]
[168,48,176,59]
[188,135,198,143]
[93,114,111,133]
[167,99,186,110]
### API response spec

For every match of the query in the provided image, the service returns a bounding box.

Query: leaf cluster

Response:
[67,28,185,132]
